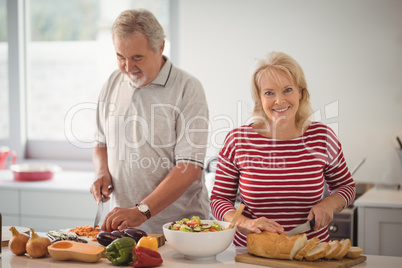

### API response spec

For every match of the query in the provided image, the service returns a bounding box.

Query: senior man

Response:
[90,9,209,234]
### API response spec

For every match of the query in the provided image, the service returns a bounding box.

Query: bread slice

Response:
[333,239,351,259]
[324,240,342,259]
[294,237,320,261]
[247,232,307,260]
[346,246,363,259]
[305,242,330,261]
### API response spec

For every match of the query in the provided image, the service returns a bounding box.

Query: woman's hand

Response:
[308,193,346,231]
[307,201,334,231]
[234,216,284,236]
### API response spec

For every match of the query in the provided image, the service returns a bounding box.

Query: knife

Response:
[287,219,315,236]
[93,194,105,228]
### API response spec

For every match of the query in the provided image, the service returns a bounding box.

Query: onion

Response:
[26,228,51,258]
[8,227,30,255]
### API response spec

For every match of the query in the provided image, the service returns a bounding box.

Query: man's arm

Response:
[142,162,202,216]
[101,162,202,231]
[90,144,113,204]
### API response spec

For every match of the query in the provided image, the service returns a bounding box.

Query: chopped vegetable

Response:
[70,225,101,241]
[47,229,88,243]
[168,216,223,232]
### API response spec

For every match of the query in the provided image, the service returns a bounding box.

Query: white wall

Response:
[177,0,402,185]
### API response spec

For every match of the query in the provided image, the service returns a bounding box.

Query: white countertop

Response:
[354,187,402,208]
[0,170,94,193]
[2,242,402,268]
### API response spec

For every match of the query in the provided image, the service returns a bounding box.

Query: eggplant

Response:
[122,228,147,243]
[96,231,119,246]
[111,230,125,238]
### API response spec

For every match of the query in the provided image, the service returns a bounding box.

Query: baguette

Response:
[247,232,307,260]
[325,240,342,259]
[294,237,320,261]
[346,246,363,259]
[305,242,330,261]
[333,239,351,259]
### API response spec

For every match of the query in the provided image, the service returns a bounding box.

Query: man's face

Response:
[114,33,164,87]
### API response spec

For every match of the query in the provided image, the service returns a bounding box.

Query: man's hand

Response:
[101,207,147,231]
[91,145,113,204]
[90,172,114,204]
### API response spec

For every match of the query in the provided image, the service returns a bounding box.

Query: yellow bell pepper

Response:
[136,236,158,251]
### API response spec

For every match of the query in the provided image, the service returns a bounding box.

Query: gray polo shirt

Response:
[95,57,210,233]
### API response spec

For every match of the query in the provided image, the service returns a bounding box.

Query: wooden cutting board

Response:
[235,253,367,268]
[149,233,165,247]
[2,226,30,247]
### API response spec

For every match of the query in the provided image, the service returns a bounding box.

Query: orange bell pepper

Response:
[136,236,158,251]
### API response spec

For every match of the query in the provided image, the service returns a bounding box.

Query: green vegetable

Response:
[179,225,192,232]
[106,237,136,265]
[211,222,222,231]
[169,216,223,232]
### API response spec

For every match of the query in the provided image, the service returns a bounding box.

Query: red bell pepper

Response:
[132,247,163,267]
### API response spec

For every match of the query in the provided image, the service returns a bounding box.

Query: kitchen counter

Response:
[354,187,402,208]
[2,242,402,268]
[0,170,94,193]
[0,170,104,231]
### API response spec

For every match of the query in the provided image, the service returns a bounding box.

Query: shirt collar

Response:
[123,55,172,88]
[150,55,172,87]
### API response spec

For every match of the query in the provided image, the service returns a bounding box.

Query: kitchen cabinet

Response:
[355,188,402,257]
[0,170,109,232]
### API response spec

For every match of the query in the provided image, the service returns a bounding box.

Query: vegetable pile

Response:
[47,229,88,243]
[96,227,147,246]
[168,216,223,232]
[69,225,102,241]
[8,227,51,258]
[105,236,162,267]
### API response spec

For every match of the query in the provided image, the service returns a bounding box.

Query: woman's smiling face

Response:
[259,69,301,126]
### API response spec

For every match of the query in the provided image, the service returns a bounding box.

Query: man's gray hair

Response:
[112,9,165,53]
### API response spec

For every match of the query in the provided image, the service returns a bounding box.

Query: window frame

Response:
[2,0,179,170]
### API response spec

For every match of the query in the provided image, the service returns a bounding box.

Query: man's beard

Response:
[127,71,147,87]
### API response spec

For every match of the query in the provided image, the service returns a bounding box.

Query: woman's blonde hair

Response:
[112,9,165,53]
[251,51,313,126]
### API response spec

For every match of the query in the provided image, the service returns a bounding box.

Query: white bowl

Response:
[162,220,236,260]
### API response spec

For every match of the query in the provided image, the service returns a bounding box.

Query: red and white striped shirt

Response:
[210,122,356,246]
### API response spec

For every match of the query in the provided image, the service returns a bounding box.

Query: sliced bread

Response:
[305,242,330,261]
[247,232,307,260]
[325,240,342,259]
[294,237,320,261]
[346,246,363,259]
[333,239,351,259]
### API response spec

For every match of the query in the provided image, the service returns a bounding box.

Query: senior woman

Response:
[210,51,356,246]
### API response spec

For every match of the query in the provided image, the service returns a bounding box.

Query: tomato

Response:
[186,220,198,226]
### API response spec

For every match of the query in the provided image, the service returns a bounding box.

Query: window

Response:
[2,0,175,167]
[0,0,7,139]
